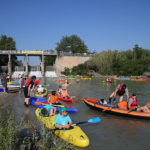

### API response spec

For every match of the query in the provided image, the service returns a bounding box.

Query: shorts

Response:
[24,87,30,98]
[2,82,7,89]
[117,92,124,96]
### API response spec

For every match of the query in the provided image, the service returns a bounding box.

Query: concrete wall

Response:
[55,56,90,75]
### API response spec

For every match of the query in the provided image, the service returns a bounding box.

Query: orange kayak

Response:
[131,79,148,82]
[83,98,150,119]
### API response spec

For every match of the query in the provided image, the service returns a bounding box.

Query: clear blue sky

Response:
[0,0,150,64]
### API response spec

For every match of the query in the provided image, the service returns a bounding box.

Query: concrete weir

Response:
[0,50,91,77]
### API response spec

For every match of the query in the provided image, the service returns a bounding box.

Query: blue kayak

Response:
[0,88,8,92]
[29,97,77,113]
[115,78,130,80]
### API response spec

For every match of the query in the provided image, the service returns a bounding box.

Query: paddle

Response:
[48,89,54,91]
[35,101,71,108]
[72,117,101,126]
[42,84,50,87]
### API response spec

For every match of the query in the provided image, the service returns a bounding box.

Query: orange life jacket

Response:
[48,94,58,104]
[118,101,127,109]
[25,79,32,87]
[117,83,125,95]
[130,96,138,108]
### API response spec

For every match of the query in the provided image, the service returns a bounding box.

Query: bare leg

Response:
[53,107,56,115]
[109,92,115,103]
[49,109,54,116]
[119,96,124,102]
[137,106,150,113]
[109,92,115,99]
[25,98,30,104]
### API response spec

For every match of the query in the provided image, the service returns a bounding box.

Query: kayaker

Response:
[55,107,72,129]
[57,85,62,95]
[76,77,80,83]
[48,90,59,104]
[0,72,8,93]
[24,75,36,107]
[128,93,150,113]
[60,86,71,99]
[40,105,56,117]
[109,83,129,103]
[19,74,25,88]
[106,77,111,83]
[37,84,44,94]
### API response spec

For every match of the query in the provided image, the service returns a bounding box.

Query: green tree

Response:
[0,35,18,67]
[56,35,88,54]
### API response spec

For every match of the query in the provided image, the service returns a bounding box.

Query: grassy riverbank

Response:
[0,91,78,150]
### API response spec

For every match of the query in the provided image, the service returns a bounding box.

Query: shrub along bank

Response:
[62,45,150,76]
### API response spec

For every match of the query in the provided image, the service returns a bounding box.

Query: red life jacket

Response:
[25,79,32,87]
[117,83,125,95]
[130,96,138,108]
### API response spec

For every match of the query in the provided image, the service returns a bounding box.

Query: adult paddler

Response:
[109,83,129,103]
[24,75,36,107]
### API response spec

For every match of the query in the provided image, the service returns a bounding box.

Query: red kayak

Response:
[58,96,74,104]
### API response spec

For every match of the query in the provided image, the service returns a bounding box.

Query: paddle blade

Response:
[88,117,101,123]
[42,84,50,87]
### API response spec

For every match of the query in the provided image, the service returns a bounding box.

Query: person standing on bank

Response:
[109,83,129,103]
[0,72,8,93]
[24,75,36,107]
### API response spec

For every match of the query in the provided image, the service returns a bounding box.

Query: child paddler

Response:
[55,107,72,129]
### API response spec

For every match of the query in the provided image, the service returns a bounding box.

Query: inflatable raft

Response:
[35,88,48,97]
[83,98,150,119]
[35,108,89,147]
[131,79,148,82]
[58,96,74,104]
[29,97,77,113]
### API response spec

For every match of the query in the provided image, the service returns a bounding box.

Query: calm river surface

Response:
[12,77,150,150]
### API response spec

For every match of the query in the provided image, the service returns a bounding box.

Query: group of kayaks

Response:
[30,96,89,147]
[35,108,89,147]
[30,89,88,147]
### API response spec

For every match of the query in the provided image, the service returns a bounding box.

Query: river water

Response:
[8,77,150,150]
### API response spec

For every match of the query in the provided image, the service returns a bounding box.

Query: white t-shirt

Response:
[38,87,44,93]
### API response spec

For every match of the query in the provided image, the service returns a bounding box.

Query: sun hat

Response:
[59,107,68,113]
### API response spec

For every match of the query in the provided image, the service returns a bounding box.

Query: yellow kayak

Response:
[35,88,48,97]
[80,78,92,80]
[35,108,89,147]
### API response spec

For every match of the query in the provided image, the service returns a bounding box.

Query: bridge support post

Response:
[25,54,29,77]
[41,55,45,76]
[8,54,12,75]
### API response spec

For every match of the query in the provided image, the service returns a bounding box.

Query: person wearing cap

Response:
[128,93,150,113]
[48,90,59,104]
[109,83,129,103]
[40,104,56,117]
[60,86,71,99]
[55,107,72,129]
